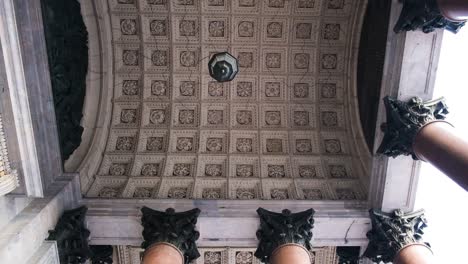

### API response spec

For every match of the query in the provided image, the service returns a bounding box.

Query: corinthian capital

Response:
[377,96,448,159]
[46,206,92,263]
[141,207,201,264]
[363,209,432,263]
[254,208,315,263]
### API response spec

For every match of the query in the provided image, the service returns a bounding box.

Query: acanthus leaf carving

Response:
[90,245,113,264]
[363,209,431,264]
[254,208,314,263]
[377,96,449,159]
[46,206,92,264]
[141,207,201,264]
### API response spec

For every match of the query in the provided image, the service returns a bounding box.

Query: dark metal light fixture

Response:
[208,52,239,82]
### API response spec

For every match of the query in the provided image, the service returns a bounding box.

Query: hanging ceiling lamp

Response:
[208,52,239,82]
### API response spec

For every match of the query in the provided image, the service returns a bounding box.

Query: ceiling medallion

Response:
[208,52,239,82]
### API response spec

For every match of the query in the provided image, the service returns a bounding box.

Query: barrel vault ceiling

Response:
[79,0,370,200]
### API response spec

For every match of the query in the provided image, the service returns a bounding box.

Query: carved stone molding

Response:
[254,208,315,263]
[46,206,92,264]
[394,0,466,33]
[363,209,431,263]
[0,114,18,196]
[377,96,449,159]
[141,207,201,264]
[90,245,113,264]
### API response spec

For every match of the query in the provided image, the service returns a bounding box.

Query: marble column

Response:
[255,208,315,264]
[377,96,468,192]
[270,245,311,264]
[143,244,183,264]
[140,207,201,264]
[393,244,435,264]
[363,209,433,264]
[438,0,468,21]
[413,121,468,191]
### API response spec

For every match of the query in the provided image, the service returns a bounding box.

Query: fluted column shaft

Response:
[413,121,468,191]
[143,244,184,264]
[393,244,435,264]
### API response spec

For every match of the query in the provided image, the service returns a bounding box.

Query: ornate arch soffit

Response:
[342,0,373,187]
[75,0,372,201]
[65,0,115,192]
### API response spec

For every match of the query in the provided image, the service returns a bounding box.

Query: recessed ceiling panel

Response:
[83,0,369,201]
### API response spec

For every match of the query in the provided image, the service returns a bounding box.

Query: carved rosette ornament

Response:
[141,207,201,264]
[394,0,466,33]
[377,96,449,159]
[363,209,432,263]
[254,208,315,263]
[46,206,92,264]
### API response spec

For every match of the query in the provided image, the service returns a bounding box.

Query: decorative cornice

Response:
[141,207,201,264]
[254,208,315,263]
[377,96,449,159]
[363,209,431,263]
[394,0,466,33]
[46,206,92,264]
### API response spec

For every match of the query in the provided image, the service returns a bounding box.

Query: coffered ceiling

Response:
[78,0,370,201]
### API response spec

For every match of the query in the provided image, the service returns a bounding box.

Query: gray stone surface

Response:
[0,0,63,197]
[0,177,80,263]
[0,195,33,230]
[85,199,370,248]
[26,241,60,264]
[368,0,443,212]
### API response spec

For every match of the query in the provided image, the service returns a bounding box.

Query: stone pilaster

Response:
[254,208,314,264]
[394,0,466,33]
[363,209,432,263]
[140,207,201,264]
[377,96,449,159]
[46,206,92,264]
